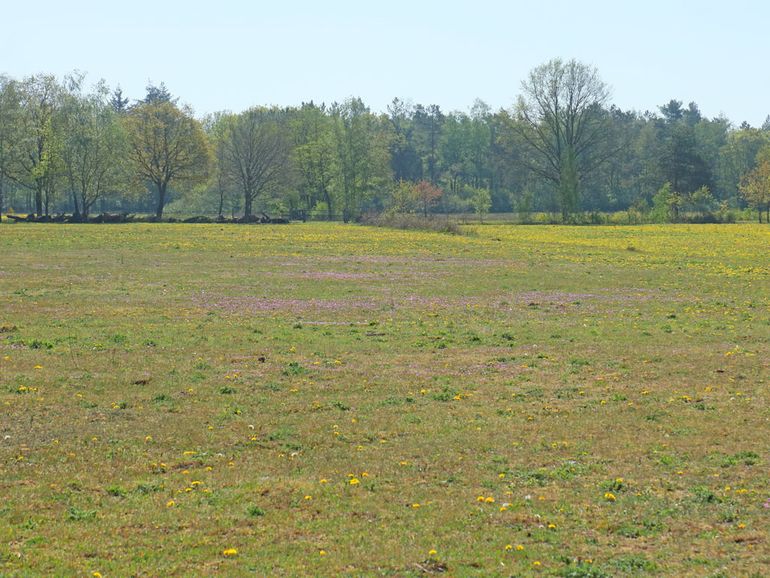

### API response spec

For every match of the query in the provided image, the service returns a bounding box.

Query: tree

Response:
[651,182,682,222]
[0,75,22,221]
[686,185,716,219]
[387,98,422,182]
[389,179,417,214]
[291,102,337,219]
[331,98,391,222]
[124,100,210,219]
[656,101,712,195]
[203,111,239,217]
[717,128,769,206]
[739,146,770,222]
[221,107,290,220]
[469,185,491,223]
[516,58,612,220]
[412,104,443,185]
[61,80,128,219]
[14,74,64,215]
[143,82,173,104]
[110,86,130,114]
[414,180,443,216]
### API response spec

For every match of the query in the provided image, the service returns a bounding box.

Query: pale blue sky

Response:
[3,0,768,125]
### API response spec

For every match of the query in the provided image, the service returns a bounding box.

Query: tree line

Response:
[1,60,769,224]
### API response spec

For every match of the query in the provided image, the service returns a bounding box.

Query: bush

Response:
[361,213,463,235]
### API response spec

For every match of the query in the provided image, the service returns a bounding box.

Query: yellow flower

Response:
[319,478,328,484]
[222,548,238,557]
[319,549,327,556]
[484,496,495,503]
[428,549,437,557]
[604,492,616,502]
[92,573,102,578]
[548,523,556,529]
[349,478,360,485]
[304,495,312,500]
[411,503,420,509]
[166,500,175,507]
[533,560,541,567]
[516,545,524,551]
[505,544,513,551]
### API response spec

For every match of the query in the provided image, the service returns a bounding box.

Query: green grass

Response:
[1,222,768,576]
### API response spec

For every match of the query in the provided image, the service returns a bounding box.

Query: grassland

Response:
[1,223,768,577]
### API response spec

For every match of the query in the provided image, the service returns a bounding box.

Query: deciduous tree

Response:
[221,107,290,220]
[516,59,612,220]
[739,146,770,222]
[124,100,210,219]
[61,80,128,219]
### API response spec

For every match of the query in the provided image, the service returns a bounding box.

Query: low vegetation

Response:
[1,223,768,575]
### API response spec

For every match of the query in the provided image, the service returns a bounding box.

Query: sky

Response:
[3,0,769,125]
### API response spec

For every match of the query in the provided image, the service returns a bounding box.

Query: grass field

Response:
[1,223,768,577]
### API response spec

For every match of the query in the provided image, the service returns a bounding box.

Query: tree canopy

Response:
[1,64,769,223]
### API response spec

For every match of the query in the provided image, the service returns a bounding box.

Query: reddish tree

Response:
[414,180,443,216]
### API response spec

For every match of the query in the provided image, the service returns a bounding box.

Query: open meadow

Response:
[1,222,768,577]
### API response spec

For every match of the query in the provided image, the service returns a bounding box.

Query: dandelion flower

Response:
[349,478,360,485]
[222,548,238,557]
[428,549,437,557]
[166,500,175,508]
[319,550,327,556]
[604,492,616,502]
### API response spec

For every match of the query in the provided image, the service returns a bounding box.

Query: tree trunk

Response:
[35,184,43,216]
[81,193,90,221]
[155,181,167,220]
[72,189,81,221]
[244,193,253,219]
[322,185,333,220]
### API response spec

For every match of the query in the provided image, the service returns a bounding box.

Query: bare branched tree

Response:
[221,107,290,220]
[516,59,612,219]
